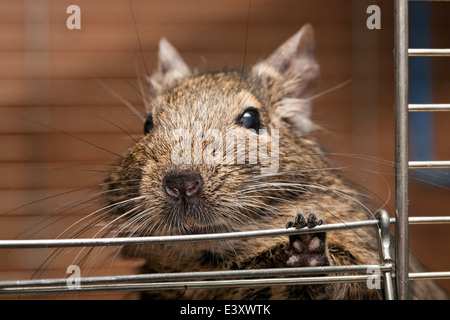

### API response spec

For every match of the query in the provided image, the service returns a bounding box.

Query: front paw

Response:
[285,212,329,267]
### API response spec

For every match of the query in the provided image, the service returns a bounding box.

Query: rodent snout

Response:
[162,171,204,200]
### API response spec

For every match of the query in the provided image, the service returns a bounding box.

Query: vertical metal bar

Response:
[394,0,410,300]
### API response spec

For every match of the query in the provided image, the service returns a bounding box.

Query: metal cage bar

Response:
[409,161,450,169]
[3,269,449,297]
[409,104,450,112]
[1,216,448,250]
[408,48,450,56]
[0,219,379,249]
[394,0,410,300]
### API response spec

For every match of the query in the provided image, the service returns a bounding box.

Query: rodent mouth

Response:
[161,197,226,235]
[186,217,202,229]
[178,217,228,235]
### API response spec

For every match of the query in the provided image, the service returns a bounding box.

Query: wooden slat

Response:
[0,188,106,216]
[0,24,355,51]
[0,50,358,82]
[0,161,113,188]
[0,105,144,134]
[0,0,353,25]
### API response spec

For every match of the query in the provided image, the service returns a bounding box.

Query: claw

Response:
[286,213,307,229]
[307,212,323,228]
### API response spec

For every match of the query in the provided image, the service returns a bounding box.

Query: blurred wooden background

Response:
[0,0,449,299]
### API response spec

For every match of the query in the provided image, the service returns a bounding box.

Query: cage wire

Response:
[0,0,449,300]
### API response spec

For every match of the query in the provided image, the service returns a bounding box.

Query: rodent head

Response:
[105,24,324,244]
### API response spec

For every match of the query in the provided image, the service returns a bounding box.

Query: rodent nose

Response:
[162,171,204,199]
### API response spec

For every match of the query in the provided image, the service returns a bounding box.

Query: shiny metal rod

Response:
[0,264,391,290]
[0,275,376,296]
[408,104,450,112]
[3,269,446,297]
[409,272,450,280]
[0,219,380,249]
[407,216,450,224]
[409,161,450,169]
[408,48,450,56]
[1,217,448,249]
[394,0,410,300]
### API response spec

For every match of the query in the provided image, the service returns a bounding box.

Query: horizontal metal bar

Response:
[408,48,450,56]
[407,216,450,225]
[2,216,450,249]
[387,217,450,225]
[409,160,450,169]
[0,275,377,296]
[409,272,450,280]
[0,219,380,249]
[409,104,450,112]
[6,263,444,292]
[2,269,448,297]
[0,264,391,290]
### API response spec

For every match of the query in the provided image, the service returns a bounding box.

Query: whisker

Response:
[14,181,141,239]
[56,192,143,239]
[95,77,145,122]
[269,79,352,126]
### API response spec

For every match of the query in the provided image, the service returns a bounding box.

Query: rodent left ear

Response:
[252,24,320,136]
[148,38,191,96]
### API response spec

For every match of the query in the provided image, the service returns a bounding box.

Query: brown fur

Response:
[103,25,447,300]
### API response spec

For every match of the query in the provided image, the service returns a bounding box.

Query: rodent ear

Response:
[148,38,191,96]
[253,24,320,136]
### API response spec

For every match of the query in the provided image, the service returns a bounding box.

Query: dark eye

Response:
[144,114,154,135]
[239,108,260,131]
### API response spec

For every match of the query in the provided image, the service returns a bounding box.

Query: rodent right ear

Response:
[251,24,320,136]
[148,38,191,96]
[255,24,319,96]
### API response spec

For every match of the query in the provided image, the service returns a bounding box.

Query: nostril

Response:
[162,171,203,199]
[185,180,201,197]
[164,185,180,198]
